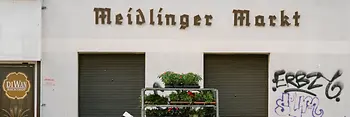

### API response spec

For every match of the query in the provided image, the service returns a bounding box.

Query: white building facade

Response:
[0,0,41,117]
[2,0,350,117]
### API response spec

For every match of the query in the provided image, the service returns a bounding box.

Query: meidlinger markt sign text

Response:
[93,7,300,29]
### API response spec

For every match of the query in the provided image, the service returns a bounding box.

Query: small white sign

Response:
[122,111,133,117]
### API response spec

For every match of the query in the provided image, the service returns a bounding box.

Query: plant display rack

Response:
[140,88,219,117]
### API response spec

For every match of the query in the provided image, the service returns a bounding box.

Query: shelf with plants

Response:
[140,88,219,117]
[169,90,216,105]
[158,71,202,88]
[145,107,216,117]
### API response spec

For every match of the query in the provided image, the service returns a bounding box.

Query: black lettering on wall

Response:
[232,9,250,26]
[205,15,213,26]
[293,11,300,26]
[280,10,291,27]
[94,8,112,24]
[194,15,201,26]
[306,72,324,90]
[136,9,146,25]
[115,14,123,25]
[180,14,189,29]
[285,72,298,87]
[127,7,133,25]
[165,14,176,25]
[272,69,344,102]
[157,8,163,25]
[272,70,287,91]
[325,70,344,102]
[255,15,265,26]
[93,8,300,29]
[150,9,155,25]
[269,15,276,26]
[295,71,309,88]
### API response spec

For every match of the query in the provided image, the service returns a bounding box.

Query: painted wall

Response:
[41,0,350,116]
[0,0,41,61]
[269,54,349,117]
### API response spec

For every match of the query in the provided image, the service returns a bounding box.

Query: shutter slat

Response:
[79,54,145,117]
[204,54,268,117]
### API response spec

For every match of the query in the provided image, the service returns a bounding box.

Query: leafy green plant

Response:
[140,94,168,105]
[146,108,167,116]
[198,107,216,117]
[193,91,215,103]
[202,91,214,103]
[158,71,183,85]
[183,72,202,85]
[169,92,180,101]
[169,90,215,104]
[194,92,204,101]
[169,91,194,103]
[158,71,202,86]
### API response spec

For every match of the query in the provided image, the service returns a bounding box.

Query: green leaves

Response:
[143,94,168,105]
[169,91,193,102]
[202,91,214,103]
[183,72,202,85]
[158,71,202,86]
[169,92,180,101]
[158,71,180,85]
[169,91,215,103]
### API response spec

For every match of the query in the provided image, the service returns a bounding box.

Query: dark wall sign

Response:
[93,7,300,30]
[0,64,35,117]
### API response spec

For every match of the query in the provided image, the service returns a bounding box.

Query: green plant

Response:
[169,92,180,101]
[202,91,214,103]
[158,71,202,86]
[183,73,202,85]
[169,90,215,104]
[158,71,183,85]
[140,94,168,105]
[198,107,216,116]
[169,91,194,103]
[146,108,167,116]
[194,92,204,101]
[193,91,215,103]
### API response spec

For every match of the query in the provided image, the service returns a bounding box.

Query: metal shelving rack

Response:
[141,88,219,117]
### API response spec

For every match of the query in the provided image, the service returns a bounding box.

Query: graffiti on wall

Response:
[272,69,344,102]
[275,92,324,117]
[272,69,345,117]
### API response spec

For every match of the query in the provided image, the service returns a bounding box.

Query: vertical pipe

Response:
[34,63,38,117]
[216,89,219,117]
[141,89,145,117]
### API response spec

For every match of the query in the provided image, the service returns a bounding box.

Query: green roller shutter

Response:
[204,54,268,117]
[79,54,145,117]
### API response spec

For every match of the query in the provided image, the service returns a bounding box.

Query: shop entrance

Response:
[0,64,35,117]
[78,53,145,117]
[204,54,268,117]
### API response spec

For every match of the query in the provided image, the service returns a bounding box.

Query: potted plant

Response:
[158,71,184,88]
[198,107,216,117]
[143,94,168,105]
[166,107,182,117]
[158,71,202,88]
[169,91,194,105]
[193,91,216,105]
[182,73,202,88]
[146,108,168,117]
[189,109,199,117]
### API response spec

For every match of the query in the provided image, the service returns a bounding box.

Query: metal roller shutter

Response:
[79,54,145,117]
[204,54,268,117]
